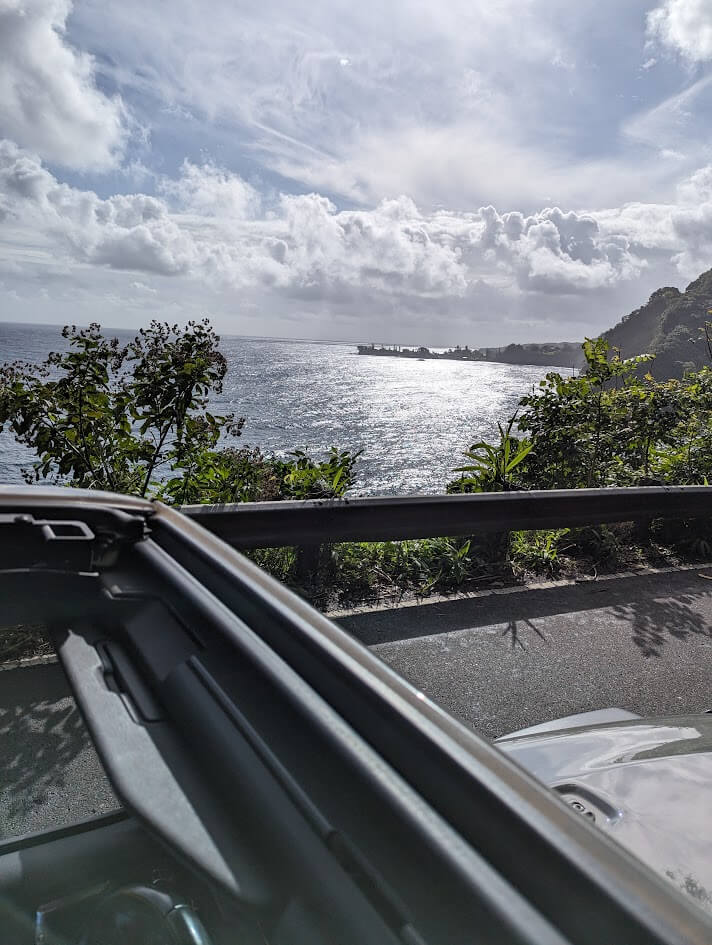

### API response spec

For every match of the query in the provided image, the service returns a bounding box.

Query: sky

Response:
[1,0,712,345]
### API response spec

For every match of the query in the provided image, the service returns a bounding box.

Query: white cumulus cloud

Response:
[159,159,261,219]
[0,0,127,170]
[471,206,644,292]
[594,163,712,279]
[0,142,647,305]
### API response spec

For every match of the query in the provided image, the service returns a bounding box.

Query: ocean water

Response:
[0,323,555,496]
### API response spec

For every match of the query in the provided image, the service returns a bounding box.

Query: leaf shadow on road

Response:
[608,588,712,658]
[339,569,712,658]
[0,662,117,839]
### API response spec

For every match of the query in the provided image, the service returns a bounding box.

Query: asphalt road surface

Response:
[2,564,712,839]
[338,565,712,739]
[0,661,118,840]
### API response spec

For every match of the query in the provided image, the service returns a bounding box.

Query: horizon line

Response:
[0,318,581,350]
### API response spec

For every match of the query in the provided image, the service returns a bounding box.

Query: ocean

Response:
[0,322,556,496]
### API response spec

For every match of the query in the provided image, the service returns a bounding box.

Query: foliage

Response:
[244,545,298,585]
[601,264,712,379]
[277,448,361,499]
[319,535,497,604]
[509,529,571,576]
[245,535,513,609]
[0,320,241,497]
[447,416,533,493]
[0,321,361,507]
[433,334,712,593]
[497,337,712,490]
[159,445,360,505]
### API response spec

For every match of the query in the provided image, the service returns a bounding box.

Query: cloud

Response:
[0,140,193,273]
[69,0,665,210]
[0,141,647,306]
[669,205,712,276]
[0,0,127,170]
[159,159,261,219]
[5,0,712,345]
[467,205,644,292]
[620,71,712,182]
[17,0,691,220]
[595,163,712,279]
[647,0,712,62]
[595,201,677,252]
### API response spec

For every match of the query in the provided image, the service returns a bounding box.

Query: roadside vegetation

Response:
[0,321,359,503]
[254,328,712,608]
[1,321,711,623]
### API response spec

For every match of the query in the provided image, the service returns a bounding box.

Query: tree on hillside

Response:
[512,339,712,489]
[602,268,712,379]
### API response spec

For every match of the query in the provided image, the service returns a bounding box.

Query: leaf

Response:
[505,441,533,472]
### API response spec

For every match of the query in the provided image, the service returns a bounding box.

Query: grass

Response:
[245,517,712,610]
[244,534,517,610]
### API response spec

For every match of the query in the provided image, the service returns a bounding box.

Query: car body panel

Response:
[497,708,641,739]
[498,714,712,911]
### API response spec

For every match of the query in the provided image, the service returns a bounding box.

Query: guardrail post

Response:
[294,543,322,587]
[488,527,510,565]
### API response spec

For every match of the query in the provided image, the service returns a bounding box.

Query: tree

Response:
[0,320,242,498]
[470,338,712,491]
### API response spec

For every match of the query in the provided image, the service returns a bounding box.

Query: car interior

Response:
[1,501,423,945]
[1,491,711,945]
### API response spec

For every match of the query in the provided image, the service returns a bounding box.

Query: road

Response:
[2,564,712,838]
[336,565,712,738]
[0,661,117,840]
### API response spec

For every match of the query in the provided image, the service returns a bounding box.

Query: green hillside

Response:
[601,269,712,378]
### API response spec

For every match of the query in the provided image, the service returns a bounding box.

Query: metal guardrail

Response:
[181,486,712,548]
